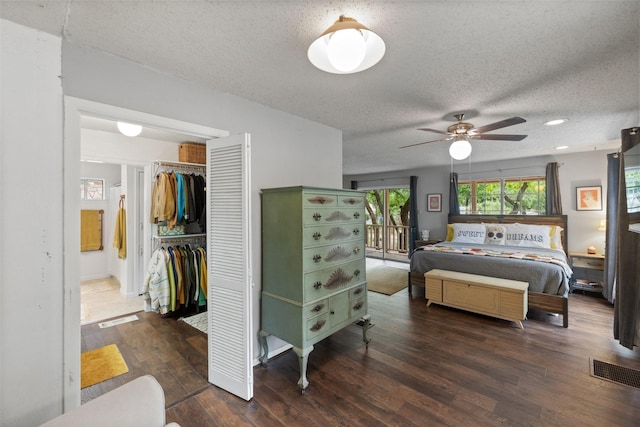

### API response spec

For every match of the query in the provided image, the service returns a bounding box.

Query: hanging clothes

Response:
[144,242,207,315]
[113,196,127,259]
[142,248,171,314]
[150,169,206,229]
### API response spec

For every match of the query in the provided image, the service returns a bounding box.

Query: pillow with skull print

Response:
[484,224,506,245]
[451,223,486,244]
[504,223,552,249]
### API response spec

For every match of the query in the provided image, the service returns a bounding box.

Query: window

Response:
[80,178,105,200]
[625,166,640,213]
[458,176,546,215]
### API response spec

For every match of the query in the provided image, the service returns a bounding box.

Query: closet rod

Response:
[155,160,205,170]
[153,234,206,249]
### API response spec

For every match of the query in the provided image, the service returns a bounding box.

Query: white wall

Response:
[0,20,65,426]
[345,149,614,255]
[80,161,121,280]
[1,20,343,425]
[81,127,180,165]
[62,40,344,375]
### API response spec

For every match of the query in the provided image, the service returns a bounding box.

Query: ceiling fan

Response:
[400,114,527,151]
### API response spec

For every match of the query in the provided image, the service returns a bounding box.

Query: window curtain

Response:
[604,153,619,303]
[545,162,563,215]
[449,172,460,215]
[408,175,419,257]
[614,127,640,350]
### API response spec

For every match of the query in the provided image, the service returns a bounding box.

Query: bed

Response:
[409,214,571,327]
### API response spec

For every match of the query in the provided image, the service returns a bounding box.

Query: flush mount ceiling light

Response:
[116,121,143,137]
[449,135,472,160]
[307,15,386,74]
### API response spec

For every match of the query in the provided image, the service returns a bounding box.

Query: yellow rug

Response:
[367,266,408,295]
[81,344,129,389]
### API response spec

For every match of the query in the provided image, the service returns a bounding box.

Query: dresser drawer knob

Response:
[312,303,325,312]
[354,269,360,277]
[330,310,335,315]
[313,232,322,240]
[313,281,322,289]
[313,213,322,221]
[353,212,360,219]
[353,247,360,254]
[353,228,360,235]
[313,254,322,263]
[352,302,363,311]
[353,287,363,295]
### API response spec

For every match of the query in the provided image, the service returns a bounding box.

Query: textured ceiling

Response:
[2,1,638,175]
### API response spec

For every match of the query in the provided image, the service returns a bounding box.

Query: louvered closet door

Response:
[206,133,253,401]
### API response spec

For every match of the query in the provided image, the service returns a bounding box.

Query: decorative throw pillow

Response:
[504,223,552,249]
[451,223,486,244]
[445,224,454,241]
[549,226,564,250]
[484,224,506,245]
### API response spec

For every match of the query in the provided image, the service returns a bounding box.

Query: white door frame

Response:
[63,96,228,409]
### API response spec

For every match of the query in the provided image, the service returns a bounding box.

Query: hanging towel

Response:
[113,197,127,259]
[80,210,103,251]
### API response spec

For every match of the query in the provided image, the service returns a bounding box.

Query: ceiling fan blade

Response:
[470,134,528,141]
[399,137,452,149]
[417,127,450,135]
[472,117,526,134]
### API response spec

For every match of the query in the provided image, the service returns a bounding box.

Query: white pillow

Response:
[505,223,552,249]
[451,223,486,244]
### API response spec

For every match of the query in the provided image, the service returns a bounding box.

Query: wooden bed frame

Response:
[409,214,570,327]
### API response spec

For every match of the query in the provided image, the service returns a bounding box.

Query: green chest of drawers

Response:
[258,186,371,392]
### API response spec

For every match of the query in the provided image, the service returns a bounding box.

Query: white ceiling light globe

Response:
[117,121,143,137]
[327,29,366,72]
[449,138,472,160]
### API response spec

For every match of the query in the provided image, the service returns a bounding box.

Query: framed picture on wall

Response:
[427,193,442,212]
[576,186,602,211]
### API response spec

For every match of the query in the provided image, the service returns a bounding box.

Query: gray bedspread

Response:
[410,242,572,296]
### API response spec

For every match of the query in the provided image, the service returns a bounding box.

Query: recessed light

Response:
[545,119,567,126]
[555,146,568,150]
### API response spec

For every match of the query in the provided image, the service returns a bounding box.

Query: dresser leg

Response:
[258,330,270,365]
[293,346,314,393]
[360,314,372,347]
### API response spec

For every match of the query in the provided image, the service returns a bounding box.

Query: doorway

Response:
[364,188,411,263]
[64,97,231,409]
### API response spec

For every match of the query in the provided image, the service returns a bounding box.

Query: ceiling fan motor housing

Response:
[448,122,475,135]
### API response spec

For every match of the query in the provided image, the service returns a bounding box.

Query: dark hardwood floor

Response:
[81,287,640,426]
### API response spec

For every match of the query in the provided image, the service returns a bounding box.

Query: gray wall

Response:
[346,149,613,255]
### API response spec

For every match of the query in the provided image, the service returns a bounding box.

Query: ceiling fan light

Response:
[308,15,385,74]
[545,119,567,126]
[116,121,143,137]
[449,137,472,160]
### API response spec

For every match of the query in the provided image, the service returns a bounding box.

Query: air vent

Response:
[590,358,640,389]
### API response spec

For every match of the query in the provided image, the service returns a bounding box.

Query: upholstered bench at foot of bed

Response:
[425,269,529,329]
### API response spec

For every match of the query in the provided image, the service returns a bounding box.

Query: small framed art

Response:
[576,186,602,211]
[427,193,442,212]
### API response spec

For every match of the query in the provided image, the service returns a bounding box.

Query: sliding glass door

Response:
[364,188,410,262]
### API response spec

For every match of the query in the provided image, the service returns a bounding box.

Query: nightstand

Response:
[569,252,605,294]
